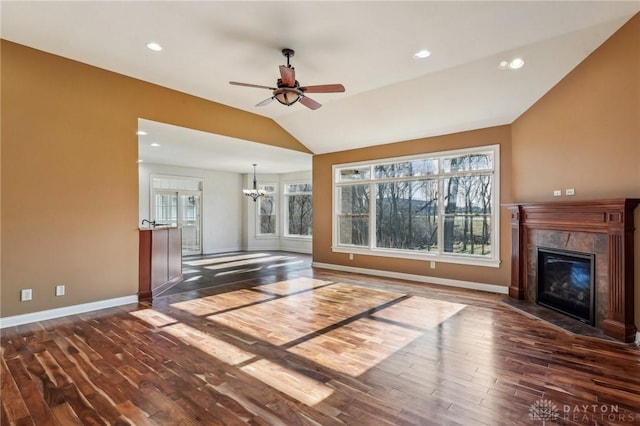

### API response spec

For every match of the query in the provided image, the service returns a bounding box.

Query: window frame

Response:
[332,144,500,267]
[283,181,313,239]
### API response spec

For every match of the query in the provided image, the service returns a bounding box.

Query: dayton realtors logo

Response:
[529,399,637,424]
[529,399,559,425]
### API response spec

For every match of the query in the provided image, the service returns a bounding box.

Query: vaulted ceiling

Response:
[2,1,639,172]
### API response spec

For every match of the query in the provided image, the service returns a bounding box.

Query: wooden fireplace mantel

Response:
[505,198,640,342]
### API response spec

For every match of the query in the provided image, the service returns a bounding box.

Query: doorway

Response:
[151,176,203,256]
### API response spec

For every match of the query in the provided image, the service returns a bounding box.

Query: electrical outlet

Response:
[349,253,354,260]
[21,289,33,301]
[553,190,561,197]
[55,285,65,296]
[565,188,575,196]
[430,261,436,269]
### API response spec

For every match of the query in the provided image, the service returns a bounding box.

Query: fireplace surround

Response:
[506,199,639,342]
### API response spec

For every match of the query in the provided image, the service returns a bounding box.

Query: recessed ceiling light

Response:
[146,42,162,52]
[150,143,160,147]
[509,57,524,70]
[137,130,147,136]
[498,57,525,70]
[413,49,431,59]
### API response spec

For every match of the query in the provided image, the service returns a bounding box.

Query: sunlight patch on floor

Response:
[286,296,466,376]
[170,289,273,316]
[183,252,270,267]
[164,322,255,365]
[205,255,291,270]
[267,260,305,269]
[130,309,179,327]
[288,316,423,376]
[372,296,466,330]
[214,267,262,277]
[241,358,334,406]
[207,282,404,346]
[255,277,332,296]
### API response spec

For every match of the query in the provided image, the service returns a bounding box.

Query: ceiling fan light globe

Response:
[274,89,301,106]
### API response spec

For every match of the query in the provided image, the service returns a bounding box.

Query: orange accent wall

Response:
[1,41,307,317]
[512,13,640,328]
[313,125,513,287]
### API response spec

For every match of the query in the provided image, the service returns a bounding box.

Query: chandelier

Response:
[243,164,267,202]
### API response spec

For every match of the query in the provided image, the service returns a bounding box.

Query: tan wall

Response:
[1,41,307,317]
[512,14,640,328]
[313,125,513,287]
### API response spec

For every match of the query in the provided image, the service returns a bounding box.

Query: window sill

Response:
[331,246,501,268]
[283,235,312,241]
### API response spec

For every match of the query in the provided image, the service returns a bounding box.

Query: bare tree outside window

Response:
[258,184,276,235]
[338,184,370,246]
[285,183,313,237]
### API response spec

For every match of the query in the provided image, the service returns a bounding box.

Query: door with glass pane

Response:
[180,193,201,255]
[153,190,202,256]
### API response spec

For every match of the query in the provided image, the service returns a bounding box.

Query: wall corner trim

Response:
[311,262,509,295]
[0,295,139,329]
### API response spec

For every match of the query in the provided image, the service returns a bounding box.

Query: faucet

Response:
[141,219,156,227]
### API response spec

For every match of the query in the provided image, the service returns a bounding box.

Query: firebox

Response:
[536,247,595,325]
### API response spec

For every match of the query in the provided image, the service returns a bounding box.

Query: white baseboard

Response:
[0,295,139,329]
[311,262,508,295]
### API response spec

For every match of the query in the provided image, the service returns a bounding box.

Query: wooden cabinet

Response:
[139,227,182,300]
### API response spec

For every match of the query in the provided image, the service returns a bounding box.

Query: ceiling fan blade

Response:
[299,96,322,110]
[279,65,296,87]
[229,81,276,90]
[300,84,345,93]
[256,97,275,107]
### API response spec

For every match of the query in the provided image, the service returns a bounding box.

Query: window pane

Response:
[287,194,313,236]
[155,193,177,225]
[374,159,438,179]
[338,167,370,181]
[286,183,312,193]
[375,180,438,251]
[441,153,493,173]
[338,184,370,246]
[260,184,276,193]
[259,195,276,234]
[443,175,492,214]
[443,215,492,256]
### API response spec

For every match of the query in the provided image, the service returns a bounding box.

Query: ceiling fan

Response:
[229,48,345,110]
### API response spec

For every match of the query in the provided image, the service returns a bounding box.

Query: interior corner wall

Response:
[312,125,513,288]
[511,13,640,329]
[244,170,313,254]
[0,40,306,318]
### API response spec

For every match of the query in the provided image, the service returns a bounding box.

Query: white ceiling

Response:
[2,1,639,173]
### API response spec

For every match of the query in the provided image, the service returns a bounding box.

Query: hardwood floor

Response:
[2,266,640,425]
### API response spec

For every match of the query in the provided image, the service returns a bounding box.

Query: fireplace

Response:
[506,199,640,342]
[537,247,595,325]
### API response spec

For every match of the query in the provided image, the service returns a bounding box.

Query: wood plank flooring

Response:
[2,266,640,425]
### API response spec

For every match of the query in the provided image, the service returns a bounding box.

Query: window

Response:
[258,184,277,235]
[284,183,313,237]
[333,145,499,266]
